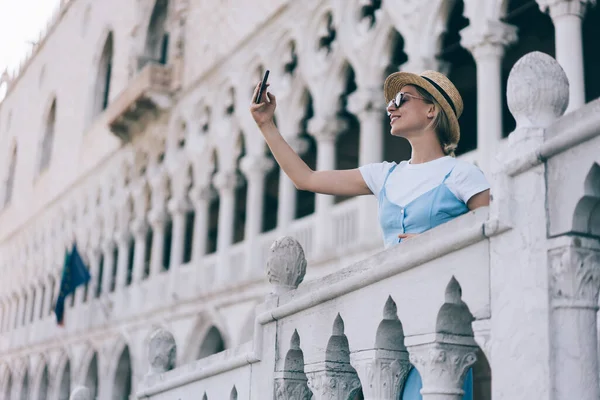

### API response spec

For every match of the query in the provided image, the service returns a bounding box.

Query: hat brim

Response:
[383,72,460,146]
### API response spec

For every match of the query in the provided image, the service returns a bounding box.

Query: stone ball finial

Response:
[507,51,569,130]
[266,236,307,293]
[69,386,91,400]
[147,328,177,375]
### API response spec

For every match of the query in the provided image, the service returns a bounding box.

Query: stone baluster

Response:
[240,155,274,275]
[537,0,593,112]
[277,136,310,230]
[167,163,192,270]
[307,116,346,256]
[214,170,238,280]
[101,240,116,294]
[130,218,149,283]
[274,330,312,400]
[461,20,518,175]
[189,185,214,263]
[407,278,478,400]
[548,238,600,400]
[114,228,132,289]
[148,169,169,276]
[351,296,411,399]
[305,314,361,400]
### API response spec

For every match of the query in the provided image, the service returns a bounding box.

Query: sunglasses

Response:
[387,92,428,115]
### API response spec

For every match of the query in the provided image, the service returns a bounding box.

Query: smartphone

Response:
[255,70,270,104]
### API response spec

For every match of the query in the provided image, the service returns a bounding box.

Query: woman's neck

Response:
[409,140,446,164]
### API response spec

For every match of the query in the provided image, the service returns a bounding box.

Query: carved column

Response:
[148,170,169,276]
[42,277,53,319]
[101,240,116,294]
[461,20,518,175]
[305,314,361,400]
[351,297,411,399]
[167,196,191,270]
[86,248,101,300]
[548,241,600,400]
[214,170,237,252]
[189,185,213,263]
[537,0,592,111]
[114,228,132,289]
[307,116,346,256]
[32,282,44,323]
[130,218,149,283]
[277,136,309,230]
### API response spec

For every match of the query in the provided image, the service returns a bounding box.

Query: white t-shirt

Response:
[359,156,490,207]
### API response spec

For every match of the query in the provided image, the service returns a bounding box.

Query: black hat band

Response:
[421,76,457,117]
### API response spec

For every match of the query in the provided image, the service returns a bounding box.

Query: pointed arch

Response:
[35,359,50,400]
[92,30,114,119]
[3,140,18,206]
[182,310,230,364]
[19,368,29,400]
[38,97,57,175]
[56,357,71,400]
[112,346,132,400]
[142,0,170,68]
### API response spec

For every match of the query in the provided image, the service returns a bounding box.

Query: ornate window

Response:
[93,32,114,118]
[38,99,56,174]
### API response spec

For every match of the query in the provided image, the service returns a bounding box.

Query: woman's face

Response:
[387,85,434,138]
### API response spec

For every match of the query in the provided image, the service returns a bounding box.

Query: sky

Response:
[0,0,62,74]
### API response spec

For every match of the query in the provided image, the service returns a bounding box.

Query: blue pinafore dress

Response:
[378,161,469,248]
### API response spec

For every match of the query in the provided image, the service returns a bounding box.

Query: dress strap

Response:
[382,164,398,192]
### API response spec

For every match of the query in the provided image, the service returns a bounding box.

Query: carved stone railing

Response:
[105,62,174,142]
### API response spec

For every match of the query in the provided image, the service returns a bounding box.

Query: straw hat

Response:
[383,70,464,147]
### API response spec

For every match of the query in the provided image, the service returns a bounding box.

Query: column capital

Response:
[102,239,115,253]
[537,0,593,18]
[147,208,168,228]
[167,196,192,215]
[285,136,311,155]
[129,218,149,239]
[239,155,274,179]
[346,87,385,115]
[307,115,347,143]
[549,243,600,309]
[189,185,216,204]
[213,170,240,192]
[461,20,518,59]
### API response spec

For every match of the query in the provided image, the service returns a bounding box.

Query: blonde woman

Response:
[250,70,490,248]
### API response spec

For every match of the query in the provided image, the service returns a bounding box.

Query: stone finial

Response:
[435,277,475,336]
[69,386,91,400]
[507,51,569,130]
[266,236,307,294]
[147,328,177,375]
[375,296,406,351]
[326,314,351,363]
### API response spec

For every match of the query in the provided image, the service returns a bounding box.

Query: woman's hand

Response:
[398,233,418,241]
[250,82,277,128]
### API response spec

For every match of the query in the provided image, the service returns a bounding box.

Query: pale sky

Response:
[0,0,62,74]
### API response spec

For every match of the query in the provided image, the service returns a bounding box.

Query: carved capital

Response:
[167,196,191,215]
[266,236,307,294]
[274,378,312,400]
[213,171,239,192]
[147,208,168,228]
[549,244,600,309]
[286,136,311,155]
[347,87,385,115]
[351,351,410,400]
[129,218,149,239]
[409,342,478,397]
[239,155,274,179]
[461,20,518,59]
[307,116,347,142]
[305,372,361,400]
[537,0,593,18]
[189,185,216,204]
[147,328,177,375]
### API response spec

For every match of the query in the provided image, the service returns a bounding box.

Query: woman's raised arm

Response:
[249,83,371,197]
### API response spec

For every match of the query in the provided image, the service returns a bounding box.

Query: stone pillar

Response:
[189,185,213,263]
[241,155,274,275]
[277,136,309,230]
[87,249,101,300]
[26,286,35,324]
[167,197,191,270]
[461,20,518,175]
[148,209,167,276]
[114,230,132,289]
[42,278,53,319]
[408,278,479,400]
[130,218,149,283]
[351,297,411,400]
[101,240,115,294]
[32,283,44,323]
[537,0,592,112]
[214,170,237,253]
[307,116,345,256]
[548,240,600,400]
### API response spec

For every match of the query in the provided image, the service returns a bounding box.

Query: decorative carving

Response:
[266,236,307,293]
[347,87,384,115]
[306,314,361,400]
[189,185,216,204]
[507,51,569,130]
[69,386,91,400]
[435,277,475,336]
[213,171,240,192]
[239,155,274,179]
[461,20,518,59]
[536,0,594,18]
[147,328,177,375]
[351,297,410,399]
[274,330,312,400]
[307,116,347,142]
[129,218,148,239]
[549,244,600,308]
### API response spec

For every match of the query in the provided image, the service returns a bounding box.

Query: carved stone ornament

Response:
[460,20,518,58]
[346,87,385,115]
[147,328,177,375]
[274,330,313,400]
[307,115,348,142]
[239,155,275,179]
[549,245,600,309]
[213,170,240,192]
[266,236,307,294]
[409,343,478,397]
[69,386,91,400]
[537,0,594,18]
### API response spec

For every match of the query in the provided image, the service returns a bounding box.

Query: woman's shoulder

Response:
[448,158,489,187]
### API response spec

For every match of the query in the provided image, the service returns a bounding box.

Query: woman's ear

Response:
[427,105,437,119]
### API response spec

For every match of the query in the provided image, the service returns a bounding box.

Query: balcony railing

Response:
[105,61,174,142]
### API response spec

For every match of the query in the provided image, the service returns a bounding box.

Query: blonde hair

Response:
[414,86,457,157]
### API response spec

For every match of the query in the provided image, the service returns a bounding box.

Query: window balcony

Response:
[105,61,174,142]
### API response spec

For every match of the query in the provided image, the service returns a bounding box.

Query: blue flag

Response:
[54,244,91,326]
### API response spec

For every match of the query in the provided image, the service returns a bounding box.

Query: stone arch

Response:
[90,29,115,121]
[78,345,99,398]
[31,355,50,400]
[304,5,339,58]
[182,310,230,364]
[111,346,133,400]
[37,95,57,175]
[3,139,18,207]
[230,385,238,400]
[1,364,13,400]
[55,353,71,400]
[141,0,170,68]
[573,162,600,237]
[206,148,220,255]
[271,30,300,79]
[583,1,600,102]
[105,336,134,398]
[19,367,29,400]
[197,326,226,360]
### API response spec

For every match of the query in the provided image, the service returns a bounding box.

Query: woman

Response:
[249,70,490,248]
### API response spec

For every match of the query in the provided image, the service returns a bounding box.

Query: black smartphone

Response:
[255,70,270,104]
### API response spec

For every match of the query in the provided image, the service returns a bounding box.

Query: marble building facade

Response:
[0,0,599,399]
